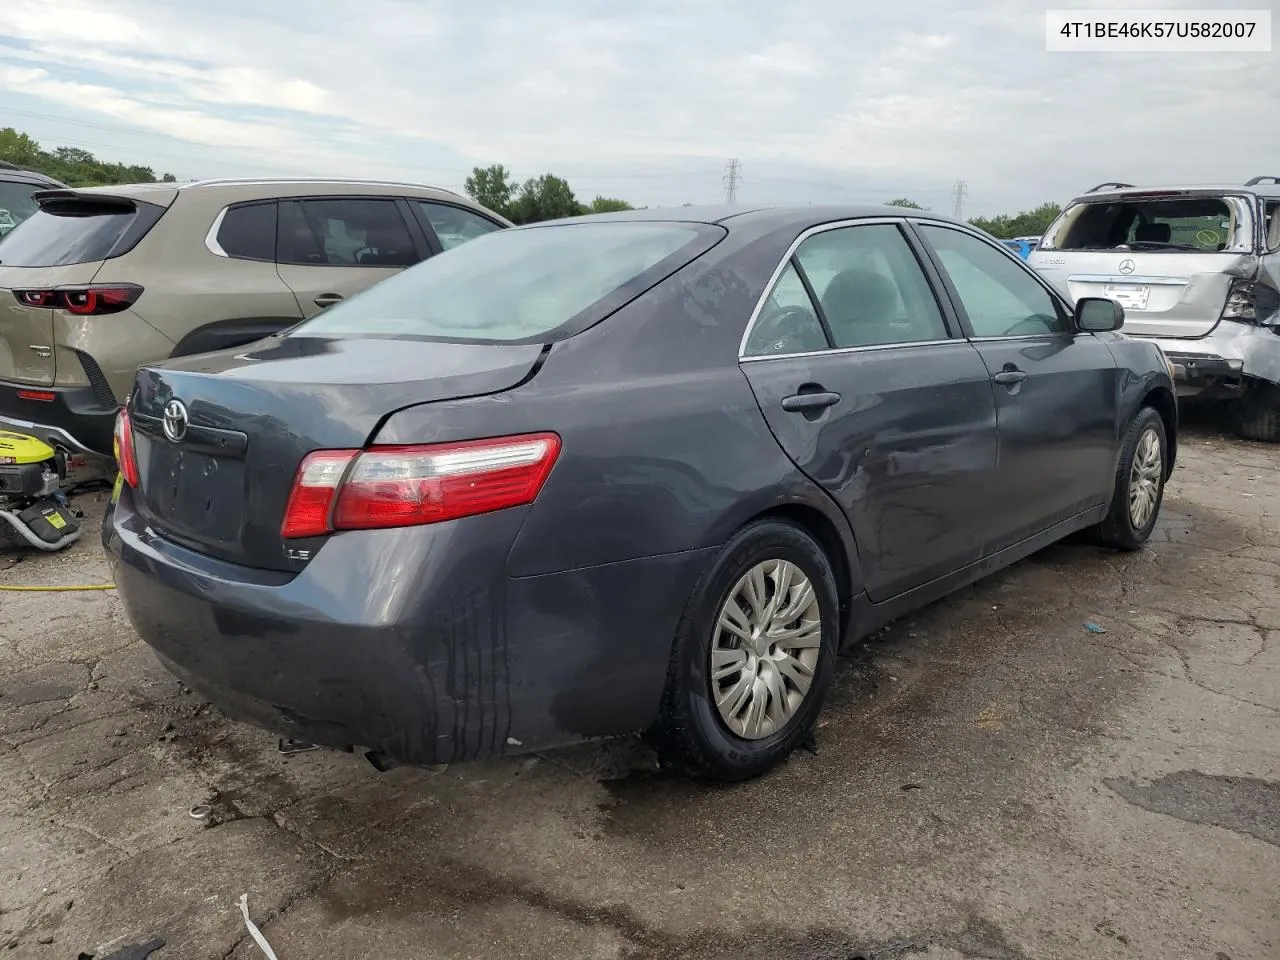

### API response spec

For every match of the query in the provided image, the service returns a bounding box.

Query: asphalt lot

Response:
[1,417,1277,960]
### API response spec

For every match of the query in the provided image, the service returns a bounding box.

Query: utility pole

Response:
[723,159,741,204]
[951,180,968,220]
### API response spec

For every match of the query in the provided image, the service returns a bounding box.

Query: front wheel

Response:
[647,520,840,782]
[1091,405,1167,551]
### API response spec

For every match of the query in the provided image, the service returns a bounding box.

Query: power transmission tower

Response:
[951,180,968,219]
[723,159,741,204]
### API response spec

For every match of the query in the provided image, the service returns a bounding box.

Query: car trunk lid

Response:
[127,335,546,571]
[1032,250,1255,338]
[0,263,106,385]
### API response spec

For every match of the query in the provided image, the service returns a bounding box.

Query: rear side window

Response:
[416,201,503,251]
[1042,195,1253,253]
[0,198,162,267]
[291,221,721,344]
[0,180,42,238]
[277,199,418,267]
[215,202,276,260]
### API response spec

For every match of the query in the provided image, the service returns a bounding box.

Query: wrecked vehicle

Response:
[1029,178,1280,441]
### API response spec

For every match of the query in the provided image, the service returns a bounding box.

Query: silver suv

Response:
[1030,178,1280,441]
[0,178,510,456]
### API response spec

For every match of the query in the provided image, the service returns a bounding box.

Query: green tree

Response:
[586,196,634,214]
[885,197,926,209]
[508,173,582,225]
[970,202,1062,240]
[464,164,517,218]
[0,127,172,186]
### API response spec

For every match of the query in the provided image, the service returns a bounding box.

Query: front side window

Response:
[291,221,718,343]
[795,224,948,348]
[1265,200,1280,252]
[417,201,503,251]
[920,225,1066,338]
[277,199,418,267]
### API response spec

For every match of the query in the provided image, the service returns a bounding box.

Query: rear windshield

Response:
[0,198,158,267]
[0,180,42,239]
[1041,195,1253,253]
[291,220,723,344]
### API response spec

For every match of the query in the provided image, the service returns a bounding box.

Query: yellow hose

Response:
[0,583,116,592]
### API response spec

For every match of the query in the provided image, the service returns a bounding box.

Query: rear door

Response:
[916,222,1119,553]
[273,197,430,317]
[739,220,999,602]
[1030,192,1256,338]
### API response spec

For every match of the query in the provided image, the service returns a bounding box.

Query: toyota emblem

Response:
[162,399,189,442]
[1118,259,1136,275]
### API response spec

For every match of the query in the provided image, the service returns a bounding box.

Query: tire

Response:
[647,519,840,782]
[1091,405,1167,551]
[1235,382,1280,443]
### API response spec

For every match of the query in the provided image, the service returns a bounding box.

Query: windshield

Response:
[1040,194,1254,253]
[292,220,723,343]
[0,180,43,240]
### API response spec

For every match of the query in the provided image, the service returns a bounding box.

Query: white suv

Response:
[1030,178,1280,441]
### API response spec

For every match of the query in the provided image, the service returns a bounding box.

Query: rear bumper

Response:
[102,485,713,766]
[1128,321,1280,396]
[0,381,117,455]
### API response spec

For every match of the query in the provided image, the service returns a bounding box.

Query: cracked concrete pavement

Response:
[0,418,1277,959]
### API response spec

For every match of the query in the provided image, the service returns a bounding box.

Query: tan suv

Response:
[0,178,510,456]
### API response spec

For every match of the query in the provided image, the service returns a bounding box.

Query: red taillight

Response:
[17,390,55,401]
[280,433,562,539]
[113,408,140,488]
[13,284,143,316]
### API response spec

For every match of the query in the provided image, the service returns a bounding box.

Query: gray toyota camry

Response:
[103,205,1177,782]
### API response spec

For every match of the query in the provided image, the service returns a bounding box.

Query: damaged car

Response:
[1030,178,1280,441]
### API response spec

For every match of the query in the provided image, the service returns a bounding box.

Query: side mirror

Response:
[1075,297,1124,332]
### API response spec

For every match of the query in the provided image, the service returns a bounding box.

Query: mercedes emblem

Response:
[1118,259,1136,275]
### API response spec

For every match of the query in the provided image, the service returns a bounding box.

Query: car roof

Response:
[527,204,977,237]
[0,165,66,189]
[55,178,481,208]
[1073,183,1280,202]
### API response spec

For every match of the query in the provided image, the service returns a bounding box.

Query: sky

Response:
[0,0,1275,216]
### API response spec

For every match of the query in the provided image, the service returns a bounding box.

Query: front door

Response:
[740,221,999,602]
[273,197,429,318]
[915,223,1120,553]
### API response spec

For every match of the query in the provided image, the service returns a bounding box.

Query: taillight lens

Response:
[13,284,143,316]
[1221,279,1257,321]
[113,408,140,488]
[280,433,561,539]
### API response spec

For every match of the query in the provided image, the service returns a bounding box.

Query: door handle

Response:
[314,293,344,308]
[992,369,1028,385]
[781,391,841,412]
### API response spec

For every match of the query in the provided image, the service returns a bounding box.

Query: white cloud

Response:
[0,0,1275,213]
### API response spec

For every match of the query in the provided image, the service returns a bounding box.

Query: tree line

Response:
[885,197,1063,240]
[464,164,635,224]
[0,128,175,187]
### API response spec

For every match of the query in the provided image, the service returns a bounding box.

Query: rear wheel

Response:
[1091,405,1166,551]
[648,520,839,782]
[1234,381,1280,443]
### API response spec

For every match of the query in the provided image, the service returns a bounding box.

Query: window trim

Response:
[273,195,430,268]
[409,198,507,256]
[906,218,1076,342]
[737,217,962,362]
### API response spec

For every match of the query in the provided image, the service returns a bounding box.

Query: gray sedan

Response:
[102,205,1177,782]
